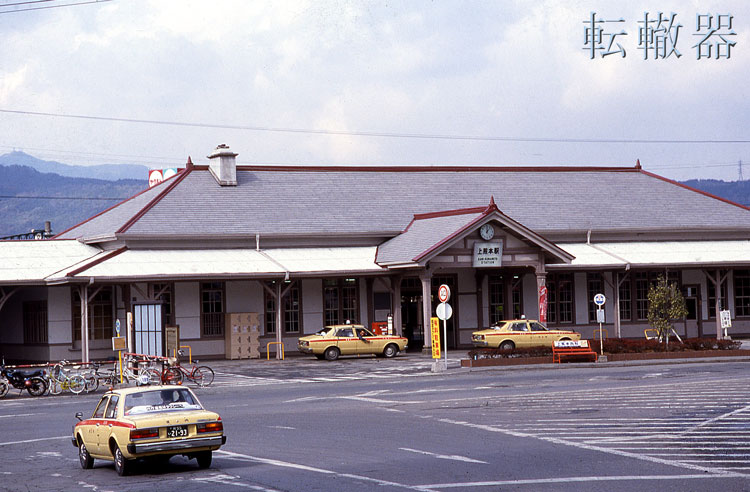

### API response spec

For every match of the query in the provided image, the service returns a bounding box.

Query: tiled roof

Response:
[56,166,750,241]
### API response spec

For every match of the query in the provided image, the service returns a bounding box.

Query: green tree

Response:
[647,275,688,349]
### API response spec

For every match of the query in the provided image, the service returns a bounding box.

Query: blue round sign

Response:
[593,293,606,306]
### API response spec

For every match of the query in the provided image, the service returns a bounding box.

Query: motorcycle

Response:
[0,366,47,397]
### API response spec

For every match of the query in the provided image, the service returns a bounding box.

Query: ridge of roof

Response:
[52,167,188,240]
[117,164,194,234]
[65,246,128,277]
[227,164,640,173]
[639,169,750,212]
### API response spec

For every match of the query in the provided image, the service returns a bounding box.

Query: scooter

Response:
[0,365,47,397]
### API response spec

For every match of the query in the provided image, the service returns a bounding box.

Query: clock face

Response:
[480,224,495,240]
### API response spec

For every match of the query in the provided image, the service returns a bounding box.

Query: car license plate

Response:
[167,425,188,438]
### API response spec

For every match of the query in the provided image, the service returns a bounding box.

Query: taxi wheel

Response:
[196,451,212,469]
[113,445,131,476]
[499,341,515,351]
[383,344,399,358]
[324,347,340,361]
[78,440,94,469]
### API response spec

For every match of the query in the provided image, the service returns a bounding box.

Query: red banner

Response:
[539,284,548,323]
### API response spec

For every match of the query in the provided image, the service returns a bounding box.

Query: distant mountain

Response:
[0,165,146,237]
[682,179,750,208]
[0,151,149,181]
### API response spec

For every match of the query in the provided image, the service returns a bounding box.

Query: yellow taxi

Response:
[297,324,408,360]
[71,385,226,476]
[471,319,581,350]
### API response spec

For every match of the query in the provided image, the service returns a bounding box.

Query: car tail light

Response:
[197,421,223,433]
[130,428,159,440]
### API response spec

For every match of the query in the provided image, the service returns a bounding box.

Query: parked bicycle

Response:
[164,362,214,387]
[47,362,86,395]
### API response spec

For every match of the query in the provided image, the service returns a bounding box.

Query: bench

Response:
[552,340,598,363]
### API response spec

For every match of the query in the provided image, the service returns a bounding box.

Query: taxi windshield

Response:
[124,388,203,416]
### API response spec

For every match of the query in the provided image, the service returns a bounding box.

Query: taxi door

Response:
[87,395,108,455]
[356,327,381,355]
[507,321,531,348]
[96,395,120,455]
[529,321,554,346]
[335,327,358,355]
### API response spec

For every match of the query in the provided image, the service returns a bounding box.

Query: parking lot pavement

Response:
[208,351,465,387]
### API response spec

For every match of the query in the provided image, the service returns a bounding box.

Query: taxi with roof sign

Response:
[71,385,225,476]
[471,319,581,350]
[297,324,408,360]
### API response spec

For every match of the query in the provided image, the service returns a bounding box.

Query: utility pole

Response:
[740,160,744,181]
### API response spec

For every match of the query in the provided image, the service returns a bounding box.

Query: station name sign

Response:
[473,241,503,267]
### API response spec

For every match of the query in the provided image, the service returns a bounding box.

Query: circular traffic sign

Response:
[438,284,451,303]
[593,293,606,306]
[436,302,453,320]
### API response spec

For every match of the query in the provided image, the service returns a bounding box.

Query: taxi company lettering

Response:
[473,241,503,267]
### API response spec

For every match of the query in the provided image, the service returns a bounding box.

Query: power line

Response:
[0,195,127,200]
[0,0,111,13]
[2,108,750,145]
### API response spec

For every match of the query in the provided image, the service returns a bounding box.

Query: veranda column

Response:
[392,276,402,336]
[276,282,283,360]
[420,270,432,354]
[79,285,90,363]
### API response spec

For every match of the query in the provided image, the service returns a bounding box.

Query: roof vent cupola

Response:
[207,143,238,186]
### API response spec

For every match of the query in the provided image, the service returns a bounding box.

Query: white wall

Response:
[302,278,323,334]
[175,282,200,340]
[48,286,72,344]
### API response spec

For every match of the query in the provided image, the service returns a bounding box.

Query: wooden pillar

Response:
[420,270,432,353]
[275,282,283,360]
[79,285,90,363]
[704,269,730,340]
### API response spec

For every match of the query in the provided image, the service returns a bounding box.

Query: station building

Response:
[1,144,749,363]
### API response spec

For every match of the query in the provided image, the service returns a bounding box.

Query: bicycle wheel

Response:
[142,368,162,385]
[83,373,99,393]
[164,367,183,385]
[68,375,86,394]
[49,379,63,395]
[0,379,8,398]
[192,366,214,387]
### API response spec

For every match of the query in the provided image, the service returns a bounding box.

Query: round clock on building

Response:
[479,223,495,241]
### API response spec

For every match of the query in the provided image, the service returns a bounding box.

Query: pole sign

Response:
[115,319,121,337]
[593,293,606,306]
[430,317,441,359]
[436,302,453,320]
[438,284,451,303]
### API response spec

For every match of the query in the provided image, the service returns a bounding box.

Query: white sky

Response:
[0,0,748,180]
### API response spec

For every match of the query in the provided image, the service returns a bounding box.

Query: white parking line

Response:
[0,436,69,446]
[415,474,739,490]
[399,447,488,464]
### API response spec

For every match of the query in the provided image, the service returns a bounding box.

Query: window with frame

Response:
[735,270,750,317]
[488,275,506,325]
[23,300,48,344]
[707,270,729,319]
[627,271,679,321]
[200,282,224,337]
[547,273,573,324]
[264,281,301,334]
[149,283,174,326]
[73,287,114,341]
[324,278,359,326]
[618,274,632,322]
[587,273,603,323]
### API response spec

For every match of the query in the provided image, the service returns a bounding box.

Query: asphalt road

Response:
[2,357,750,491]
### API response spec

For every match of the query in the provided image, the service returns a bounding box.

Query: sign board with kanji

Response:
[472,241,503,267]
[720,310,732,329]
[430,317,441,359]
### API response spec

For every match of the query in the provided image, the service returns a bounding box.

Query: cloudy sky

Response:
[0,0,747,180]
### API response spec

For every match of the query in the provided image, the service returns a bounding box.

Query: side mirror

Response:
[75,412,83,422]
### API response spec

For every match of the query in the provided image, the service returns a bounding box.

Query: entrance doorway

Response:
[400,278,423,352]
[683,285,702,338]
[133,304,164,356]
[399,276,459,351]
